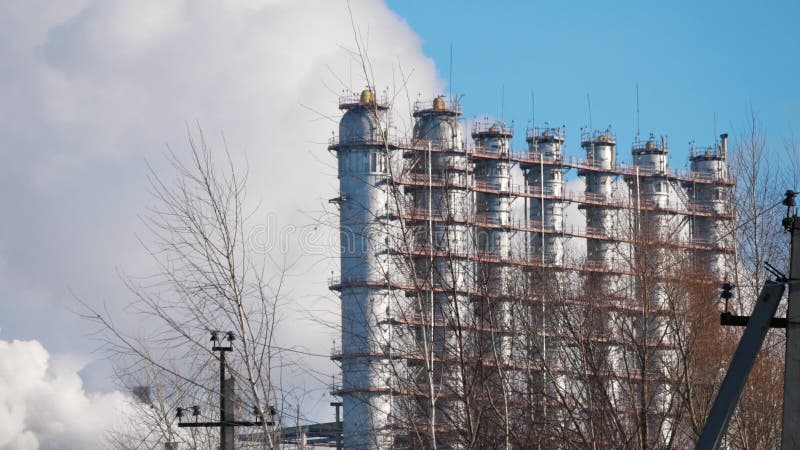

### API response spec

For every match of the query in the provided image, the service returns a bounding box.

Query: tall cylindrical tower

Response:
[629,133,676,442]
[580,129,617,267]
[689,133,732,278]
[409,96,470,319]
[408,96,471,438]
[578,129,631,426]
[632,134,670,210]
[332,89,396,449]
[472,120,513,265]
[519,125,567,427]
[472,120,514,361]
[522,126,566,264]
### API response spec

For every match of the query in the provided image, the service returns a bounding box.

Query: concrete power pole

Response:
[177,331,272,449]
[782,191,800,450]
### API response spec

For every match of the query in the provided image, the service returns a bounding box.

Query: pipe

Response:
[720,133,728,157]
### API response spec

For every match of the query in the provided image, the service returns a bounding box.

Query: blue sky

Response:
[386,0,800,165]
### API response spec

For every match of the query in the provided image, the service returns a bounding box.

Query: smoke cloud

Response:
[0,0,441,443]
[0,339,131,450]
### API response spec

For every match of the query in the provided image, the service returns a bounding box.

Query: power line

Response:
[269,344,329,358]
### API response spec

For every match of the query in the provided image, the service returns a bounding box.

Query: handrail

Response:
[689,144,725,159]
[472,120,513,136]
[509,151,735,185]
[413,97,461,114]
[338,92,390,109]
[581,129,617,144]
[526,126,565,142]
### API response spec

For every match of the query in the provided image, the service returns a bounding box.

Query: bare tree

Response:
[84,129,290,449]
[731,110,786,301]
[721,111,788,449]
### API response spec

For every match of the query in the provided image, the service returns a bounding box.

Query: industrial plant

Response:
[328,89,734,448]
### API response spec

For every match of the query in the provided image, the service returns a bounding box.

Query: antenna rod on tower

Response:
[636,82,641,139]
[501,84,505,122]
[587,93,593,132]
[449,43,453,99]
[714,112,718,148]
[531,90,536,130]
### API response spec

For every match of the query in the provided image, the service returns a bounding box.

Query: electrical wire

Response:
[268,344,329,359]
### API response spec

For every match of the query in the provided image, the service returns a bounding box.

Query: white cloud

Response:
[0,0,440,433]
[0,339,131,450]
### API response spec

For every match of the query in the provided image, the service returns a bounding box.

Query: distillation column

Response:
[518,126,566,426]
[578,130,628,324]
[689,133,733,278]
[407,96,471,442]
[630,133,676,443]
[472,120,514,367]
[333,90,397,449]
[580,130,618,269]
[578,129,629,414]
[522,126,565,264]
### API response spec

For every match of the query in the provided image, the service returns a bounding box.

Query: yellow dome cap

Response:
[432,96,446,111]
[360,89,375,105]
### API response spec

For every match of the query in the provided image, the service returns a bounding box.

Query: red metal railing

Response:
[526,126,565,142]
[472,119,513,136]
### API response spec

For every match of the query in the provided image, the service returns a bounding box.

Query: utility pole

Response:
[177,331,273,450]
[782,190,800,450]
[696,281,786,449]
[330,401,343,450]
[695,191,799,449]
